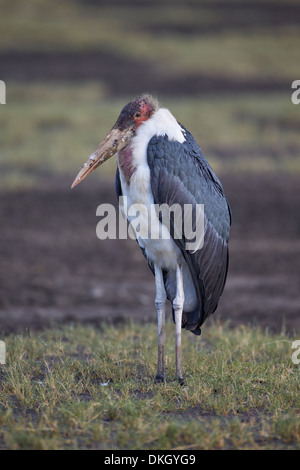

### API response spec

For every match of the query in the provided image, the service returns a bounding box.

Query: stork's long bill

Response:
[71,95,158,189]
[71,127,132,189]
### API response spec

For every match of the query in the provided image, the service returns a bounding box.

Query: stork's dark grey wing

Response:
[115,166,122,199]
[147,127,231,330]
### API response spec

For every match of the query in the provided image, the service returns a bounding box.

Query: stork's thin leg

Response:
[173,262,184,384]
[154,264,167,382]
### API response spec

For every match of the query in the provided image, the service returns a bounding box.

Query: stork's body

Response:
[72,95,231,383]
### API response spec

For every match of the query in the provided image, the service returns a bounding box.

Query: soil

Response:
[0,172,299,335]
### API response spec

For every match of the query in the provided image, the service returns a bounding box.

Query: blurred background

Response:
[0,0,299,333]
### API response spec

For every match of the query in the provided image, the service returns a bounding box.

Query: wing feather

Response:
[147,128,231,328]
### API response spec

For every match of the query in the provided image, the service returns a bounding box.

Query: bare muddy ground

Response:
[0,172,299,334]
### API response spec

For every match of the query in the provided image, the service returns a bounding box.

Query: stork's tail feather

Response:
[172,308,202,336]
[185,323,201,336]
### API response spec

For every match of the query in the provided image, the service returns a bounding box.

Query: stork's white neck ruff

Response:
[132,108,186,164]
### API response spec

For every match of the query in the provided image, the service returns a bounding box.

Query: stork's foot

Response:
[154,373,166,383]
[177,376,185,386]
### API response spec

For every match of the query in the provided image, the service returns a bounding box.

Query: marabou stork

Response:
[71,94,231,384]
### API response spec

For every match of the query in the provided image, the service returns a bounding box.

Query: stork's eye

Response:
[134,111,141,119]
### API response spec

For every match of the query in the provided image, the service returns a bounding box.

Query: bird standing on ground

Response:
[72,94,231,384]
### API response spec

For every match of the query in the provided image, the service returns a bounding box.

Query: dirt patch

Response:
[0,172,299,334]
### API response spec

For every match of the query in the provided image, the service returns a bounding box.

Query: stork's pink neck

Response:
[118,145,136,184]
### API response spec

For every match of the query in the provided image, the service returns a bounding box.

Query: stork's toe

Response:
[154,373,166,383]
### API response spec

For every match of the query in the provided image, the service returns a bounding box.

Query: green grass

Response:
[0,321,299,449]
[1,0,299,82]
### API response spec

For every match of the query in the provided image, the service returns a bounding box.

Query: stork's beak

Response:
[71,126,133,189]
